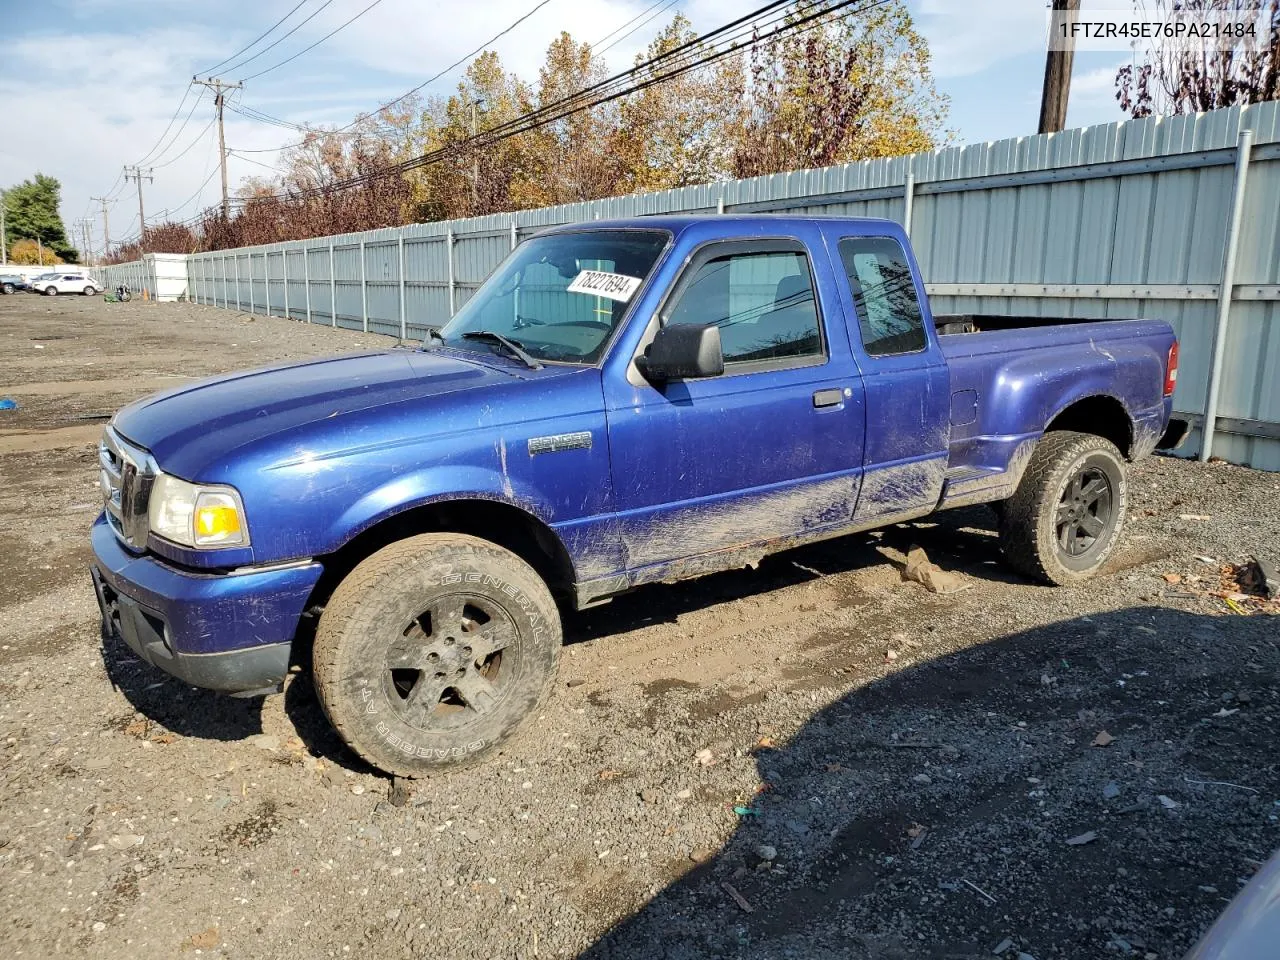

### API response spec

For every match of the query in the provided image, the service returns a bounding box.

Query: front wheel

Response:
[1,283,13,295]
[83,285,97,296]
[313,533,561,777]
[43,286,57,296]
[999,431,1128,585]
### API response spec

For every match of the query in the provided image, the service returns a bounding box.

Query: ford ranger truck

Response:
[90,216,1186,776]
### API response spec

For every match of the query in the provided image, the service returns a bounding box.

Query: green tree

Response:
[2,173,79,262]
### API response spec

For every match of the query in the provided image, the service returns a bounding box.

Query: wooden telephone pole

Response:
[1039,0,1081,134]
[124,165,153,244]
[90,196,112,262]
[193,77,243,219]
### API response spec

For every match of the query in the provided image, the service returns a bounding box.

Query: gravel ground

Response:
[1,295,1277,960]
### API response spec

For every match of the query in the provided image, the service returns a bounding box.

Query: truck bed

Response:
[934,313,1145,336]
[933,315,1176,510]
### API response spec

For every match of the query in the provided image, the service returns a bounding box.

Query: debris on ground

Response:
[0,398,17,411]
[720,881,754,913]
[902,545,973,595]
[1092,731,1115,747]
[1065,831,1098,846]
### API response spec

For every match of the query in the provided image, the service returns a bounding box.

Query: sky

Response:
[0,0,1137,258]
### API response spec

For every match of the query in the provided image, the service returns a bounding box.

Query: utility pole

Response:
[91,196,112,264]
[74,218,94,266]
[1039,0,1081,134]
[124,165,154,245]
[1,192,6,265]
[193,77,243,219]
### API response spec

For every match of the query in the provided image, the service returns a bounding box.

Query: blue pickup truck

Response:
[91,215,1185,775]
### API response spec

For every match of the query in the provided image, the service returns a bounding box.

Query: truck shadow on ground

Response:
[576,606,1278,960]
[100,625,265,741]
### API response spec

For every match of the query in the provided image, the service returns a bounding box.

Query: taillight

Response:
[1164,341,1179,397]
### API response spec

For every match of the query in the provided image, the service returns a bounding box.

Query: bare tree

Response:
[1117,0,1279,117]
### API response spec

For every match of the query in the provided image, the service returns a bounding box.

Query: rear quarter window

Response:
[837,237,926,356]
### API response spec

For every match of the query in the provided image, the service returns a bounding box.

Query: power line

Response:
[248,0,883,203]
[595,0,681,54]
[140,0,881,235]
[220,0,339,76]
[332,0,555,130]
[219,0,556,155]
[228,150,284,172]
[196,0,311,76]
[132,83,196,167]
[240,0,390,82]
[142,89,208,168]
[152,114,218,168]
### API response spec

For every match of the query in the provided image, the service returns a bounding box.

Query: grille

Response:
[99,427,156,551]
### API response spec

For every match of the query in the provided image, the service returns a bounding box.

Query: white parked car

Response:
[29,272,101,296]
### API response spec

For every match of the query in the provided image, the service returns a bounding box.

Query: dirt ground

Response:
[1,294,1277,960]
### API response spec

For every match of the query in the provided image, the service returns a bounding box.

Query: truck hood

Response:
[113,349,516,477]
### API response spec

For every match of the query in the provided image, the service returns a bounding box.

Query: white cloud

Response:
[915,0,1047,78]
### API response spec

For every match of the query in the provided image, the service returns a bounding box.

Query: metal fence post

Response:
[263,251,271,317]
[329,242,336,328]
[304,244,312,324]
[282,247,290,320]
[359,239,368,333]
[510,219,518,251]
[1201,128,1254,462]
[398,235,406,340]
[447,229,456,317]
[222,254,228,308]
[902,172,915,237]
[242,255,250,314]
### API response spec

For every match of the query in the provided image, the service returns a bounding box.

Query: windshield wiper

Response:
[460,331,543,370]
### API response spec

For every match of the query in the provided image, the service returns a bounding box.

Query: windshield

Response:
[435,229,669,365]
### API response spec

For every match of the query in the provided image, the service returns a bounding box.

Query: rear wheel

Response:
[313,533,561,777]
[83,285,97,296]
[999,431,1127,585]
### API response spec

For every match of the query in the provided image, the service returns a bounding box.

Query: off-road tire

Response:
[313,533,561,777]
[999,431,1128,586]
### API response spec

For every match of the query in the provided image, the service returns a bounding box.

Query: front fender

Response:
[331,464,558,549]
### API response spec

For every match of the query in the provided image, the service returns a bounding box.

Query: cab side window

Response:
[837,237,926,356]
[666,248,823,367]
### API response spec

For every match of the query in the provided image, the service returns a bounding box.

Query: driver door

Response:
[603,232,866,574]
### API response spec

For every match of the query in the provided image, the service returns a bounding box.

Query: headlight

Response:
[149,473,249,548]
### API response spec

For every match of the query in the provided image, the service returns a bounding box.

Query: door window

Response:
[837,237,926,356]
[665,248,823,367]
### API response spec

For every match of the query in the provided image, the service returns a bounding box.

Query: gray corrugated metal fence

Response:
[99,102,1280,469]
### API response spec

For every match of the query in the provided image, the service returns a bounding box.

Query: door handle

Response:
[813,388,844,408]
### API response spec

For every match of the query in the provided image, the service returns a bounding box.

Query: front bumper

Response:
[90,515,323,694]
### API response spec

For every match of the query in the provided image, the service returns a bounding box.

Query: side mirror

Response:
[636,323,724,382]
